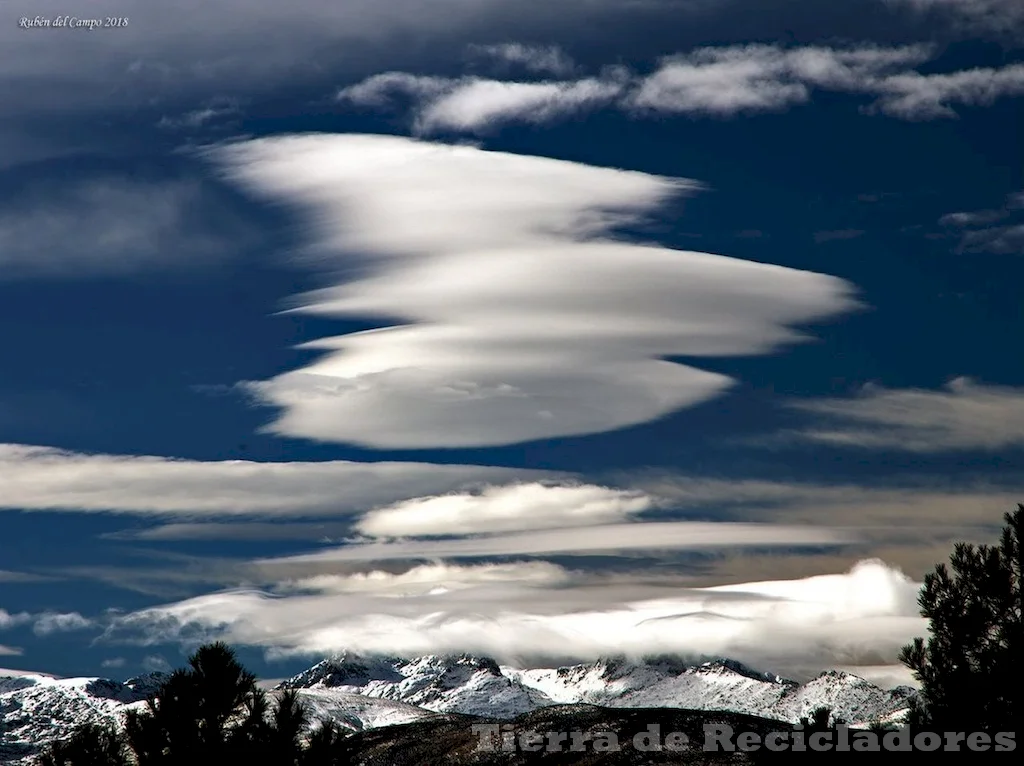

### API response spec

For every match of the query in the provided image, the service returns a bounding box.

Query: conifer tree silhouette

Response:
[899,504,1022,732]
[42,642,348,765]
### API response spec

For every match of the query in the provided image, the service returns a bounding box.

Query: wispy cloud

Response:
[886,0,1024,35]
[938,191,1024,254]
[212,133,856,449]
[466,43,578,77]
[255,522,853,564]
[157,99,242,131]
[337,43,1024,131]
[0,443,552,516]
[777,377,1024,451]
[338,70,628,133]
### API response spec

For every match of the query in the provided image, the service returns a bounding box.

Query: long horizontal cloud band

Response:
[211,133,858,449]
[106,559,926,679]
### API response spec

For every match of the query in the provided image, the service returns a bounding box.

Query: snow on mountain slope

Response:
[278,652,551,717]
[287,688,438,733]
[1,653,916,763]
[277,652,915,728]
[0,674,156,764]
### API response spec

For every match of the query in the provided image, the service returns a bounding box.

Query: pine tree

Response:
[38,724,130,766]
[899,504,1022,732]
[40,642,348,765]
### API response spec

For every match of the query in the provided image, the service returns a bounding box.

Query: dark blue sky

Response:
[1,0,1022,681]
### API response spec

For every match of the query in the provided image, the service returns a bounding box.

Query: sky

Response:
[0,0,1022,689]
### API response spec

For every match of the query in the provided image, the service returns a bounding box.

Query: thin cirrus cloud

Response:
[210,133,857,449]
[938,190,1024,254]
[778,377,1024,452]
[336,42,1024,133]
[253,522,854,564]
[0,443,555,517]
[106,559,923,680]
[466,43,579,77]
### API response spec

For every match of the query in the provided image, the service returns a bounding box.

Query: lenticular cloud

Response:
[213,134,858,449]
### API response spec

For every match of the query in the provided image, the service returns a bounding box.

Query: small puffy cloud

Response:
[0,646,23,657]
[108,559,924,676]
[0,177,256,279]
[101,657,127,669]
[466,43,577,76]
[0,609,31,631]
[32,611,94,636]
[142,655,172,672]
[780,377,1024,451]
[2,608,93,636]
[213,133,856,449]
[0,443,552,516]
[355,482,658,538]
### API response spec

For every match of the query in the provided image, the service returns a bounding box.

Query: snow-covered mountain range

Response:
[1,654,916,763]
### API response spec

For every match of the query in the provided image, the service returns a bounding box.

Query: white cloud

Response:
[338,72,454,107]
[212,133,857,449]
[31,612,94,636]
[1,608,94,636]
[415,76,628,133]
[467,43,578,77]
[339,71,628,133]
[0,178,254,279]
[867,64,1024,119]
[255,521,853,564]
[0,443,552,516]
[0,647,23,657]
[101,657,127,669]
[109,559,925,676]
[781,377,1024,451]
[355,482,658,538]
[339,43,1024,128]
[276,562,572,595]
[0,610,31,631]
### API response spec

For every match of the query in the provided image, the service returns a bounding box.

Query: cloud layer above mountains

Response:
[109,558,926,680]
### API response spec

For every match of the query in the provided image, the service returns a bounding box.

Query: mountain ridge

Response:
[0,653,916,764]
